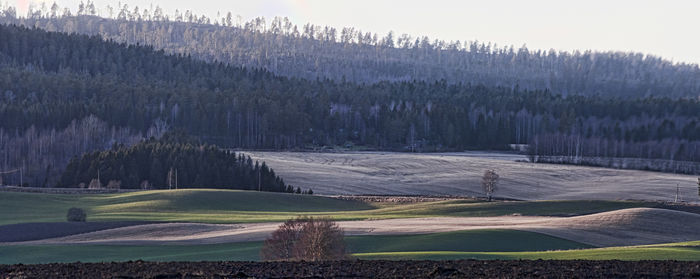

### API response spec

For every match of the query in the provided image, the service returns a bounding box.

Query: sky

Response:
[8,0,700,65]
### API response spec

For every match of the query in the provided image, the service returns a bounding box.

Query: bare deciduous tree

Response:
[167,168,175,189]
[141,180,151,190]
[296,218,346,261]
[261,217,346,261]
[106,180,121,189]
[261,217,305,260]
[482,169,499,202]
[88,178,102,189]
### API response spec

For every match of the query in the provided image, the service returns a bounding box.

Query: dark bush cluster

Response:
[66,207,86,222]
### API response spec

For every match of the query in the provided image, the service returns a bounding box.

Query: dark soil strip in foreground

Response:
[0,222,155,242]
[2,260,699,278]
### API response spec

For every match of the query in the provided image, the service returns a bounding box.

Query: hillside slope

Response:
[530,208,700,246]
[11,208,700,247]
[0,24,698,188]
[2,11,699,98]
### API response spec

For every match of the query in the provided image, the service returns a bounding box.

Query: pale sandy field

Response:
[246,151,699,202]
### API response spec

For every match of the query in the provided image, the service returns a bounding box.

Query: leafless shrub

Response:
[261,218,305,260]
[106,180,121,189]
[261,217,346,261]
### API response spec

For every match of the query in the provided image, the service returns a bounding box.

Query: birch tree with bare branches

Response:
[482,169,499,202]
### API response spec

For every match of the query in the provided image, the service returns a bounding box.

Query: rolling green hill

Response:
[0,229,590,264]
[1,231,698,264]
[345,230,592,253]
[0,189,373,225]
[355,245,700,261]
[0,189,654,225]
[0,190,696,263]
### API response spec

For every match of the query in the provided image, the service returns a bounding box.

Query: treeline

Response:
[1,2,699,98]
[529,133,700,174]
[0,24,698,175]
[58,136,299,192]
[0,116,161,187]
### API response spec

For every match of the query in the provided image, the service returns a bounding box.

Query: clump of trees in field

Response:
[261,217,346,261]
[482,170,499,201]
[57,136,308,193]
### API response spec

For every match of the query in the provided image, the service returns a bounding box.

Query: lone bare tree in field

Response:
[261,217,346,261]
[482,170,499,202]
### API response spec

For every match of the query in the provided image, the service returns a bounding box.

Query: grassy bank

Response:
[1,232,698,264]
[0,189,373,225]
[0,229,589,264]
[0,189,654,225]
[355,245,700,261]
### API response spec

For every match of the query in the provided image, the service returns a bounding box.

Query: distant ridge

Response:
[0,5,699,98]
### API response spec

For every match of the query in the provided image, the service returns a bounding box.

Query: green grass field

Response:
[0,189,373,225]
[355,245,700,261]
[0,242,263,264]
[0,189,654,225]
[1,231,697,264]
[1,189,696,263]
[345,230,592,253]
[0,229,589,264]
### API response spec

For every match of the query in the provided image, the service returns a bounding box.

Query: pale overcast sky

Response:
[10,0,700,64]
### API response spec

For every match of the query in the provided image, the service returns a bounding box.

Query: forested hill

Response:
[1,4,699,98]
[0,23,698,188]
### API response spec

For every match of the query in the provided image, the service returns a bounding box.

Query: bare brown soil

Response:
[2,260,699,278]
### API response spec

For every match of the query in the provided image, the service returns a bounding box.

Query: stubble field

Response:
[247,151,699,202]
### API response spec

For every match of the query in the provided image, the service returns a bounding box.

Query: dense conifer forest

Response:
[0,7,699,187]
[58,134,292,192]
[1,2,698,98]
